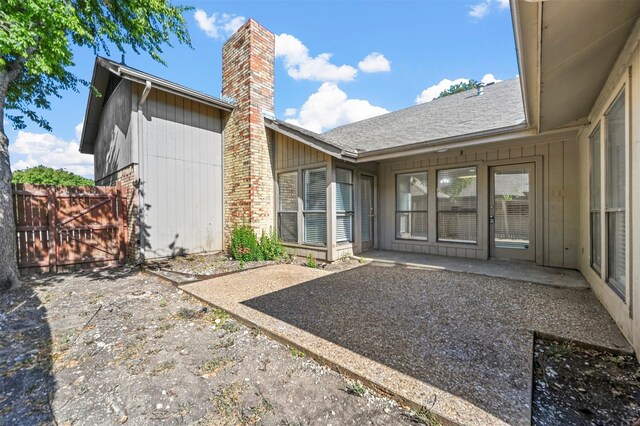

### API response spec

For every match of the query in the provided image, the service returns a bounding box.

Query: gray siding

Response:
[135,85,224,258]
[94,79,135,182]
[377,137,578,269]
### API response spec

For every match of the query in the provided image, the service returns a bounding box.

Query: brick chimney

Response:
[222,19,275,240]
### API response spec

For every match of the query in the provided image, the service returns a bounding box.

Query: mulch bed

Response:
[532,336,640,425]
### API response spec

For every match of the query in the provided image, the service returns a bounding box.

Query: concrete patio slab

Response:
[180,263,630,426]
[360,250,589,289]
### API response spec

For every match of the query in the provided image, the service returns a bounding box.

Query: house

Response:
[80,1,640,355]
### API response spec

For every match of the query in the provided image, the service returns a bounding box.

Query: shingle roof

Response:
[322,78,525,153]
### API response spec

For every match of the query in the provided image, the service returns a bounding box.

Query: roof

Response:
[80,56,234,154]
[322,78,526,153]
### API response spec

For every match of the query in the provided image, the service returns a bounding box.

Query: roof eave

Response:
[265,119,353,161]
[354,122,532,162]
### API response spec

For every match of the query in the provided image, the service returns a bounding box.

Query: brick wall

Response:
[222,19,275,243]
[96,164,139,263]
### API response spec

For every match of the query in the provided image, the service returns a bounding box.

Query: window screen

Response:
[589,125,601,273]
[278,172,298,243]
[605,90,626,298]
[396,172,428,240]
[437,167,477,243]
[304,168,327,245]
[336,168,353,243]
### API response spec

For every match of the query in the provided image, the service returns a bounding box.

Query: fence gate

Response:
[13,183,127,274]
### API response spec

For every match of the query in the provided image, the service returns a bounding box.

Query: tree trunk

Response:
[0,72,21,290]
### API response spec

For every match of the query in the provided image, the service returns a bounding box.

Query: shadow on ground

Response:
[242,263,628,425]
[0,267,138,424]
[0,282,54,423]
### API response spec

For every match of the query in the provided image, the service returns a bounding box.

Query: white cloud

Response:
[480,73,501,85]
[284,108,297,117]
[469,3,490,19]
[469,0,510,19]
[285,83,388,133]
[415,74,503,104]
[415,77,471,104]
[9,122,94,177]
[194,9,245,39]
[358,52,391,73]
[275,33,358,82]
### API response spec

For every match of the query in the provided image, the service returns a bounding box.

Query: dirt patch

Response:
[1,267,420,425]
[532,337,640,425]
[146,252,363,282]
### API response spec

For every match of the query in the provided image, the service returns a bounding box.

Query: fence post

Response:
[47,187,58,273]
[116,181,127,264]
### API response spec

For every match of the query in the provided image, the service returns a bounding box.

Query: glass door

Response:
[489,164,535,261]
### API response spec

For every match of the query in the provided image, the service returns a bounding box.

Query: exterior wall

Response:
[96,164,138,263]
[377,136,578,268]
[274,132,330,261]
[274,132,381,262]
[222,19,275,241]
[93,79,135,182]
[576,27,639,354]
[134,85,224,259]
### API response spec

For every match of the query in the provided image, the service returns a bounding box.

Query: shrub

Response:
[230,226,287,262]
[230,225,263,262]
[260,228,286,260]
[305,254,317,269]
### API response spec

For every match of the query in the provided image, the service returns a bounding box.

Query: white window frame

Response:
[336,167,354,243]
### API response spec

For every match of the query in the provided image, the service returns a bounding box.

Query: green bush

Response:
[305,254,317,269]
[230,225,263,262]
[260,229,286,260]
[230,226,286,262]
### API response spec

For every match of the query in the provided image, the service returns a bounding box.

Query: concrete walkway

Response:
[360,250,589,289]
[179,263,629,426]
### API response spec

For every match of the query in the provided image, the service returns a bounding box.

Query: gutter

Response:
[510,0,532,128]
[356,122,582,163]
[355,123,530,162]
[264,119,353,161]
[99,58,234,112]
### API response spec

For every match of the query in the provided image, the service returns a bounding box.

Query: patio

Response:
[180,258,630,425]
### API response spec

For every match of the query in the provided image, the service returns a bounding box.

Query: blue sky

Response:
[7,0,518,178]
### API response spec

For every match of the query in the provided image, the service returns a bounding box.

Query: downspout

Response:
[137,80,152,262]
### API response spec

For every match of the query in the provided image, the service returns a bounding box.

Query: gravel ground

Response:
[0,267,420,425]
[240,263,630,425]
[532,337,640,425]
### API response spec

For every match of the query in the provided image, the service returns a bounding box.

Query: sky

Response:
[7,0,518,178]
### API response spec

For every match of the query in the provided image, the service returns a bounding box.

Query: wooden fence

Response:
[12,183,127,274]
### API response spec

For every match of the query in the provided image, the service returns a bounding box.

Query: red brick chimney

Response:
[222,19,275,239]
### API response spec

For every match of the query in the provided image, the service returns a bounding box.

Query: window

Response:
[589,125,601,273]
[396,172,428,240]
[304,168,327,245]
[605,89,626,298]
[336,168,353,243]
[278,172,298,243]
[437,167,477,243]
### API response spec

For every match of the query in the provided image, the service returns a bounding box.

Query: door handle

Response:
[489,215,495,224]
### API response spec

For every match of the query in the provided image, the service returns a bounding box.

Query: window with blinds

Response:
[304,168,327,245]
[278,172,298,243]
[336,168,353,243]
[589,125,601,274]
[437,167,477,243]
[605,89,626,298]
[396,172,428,240]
